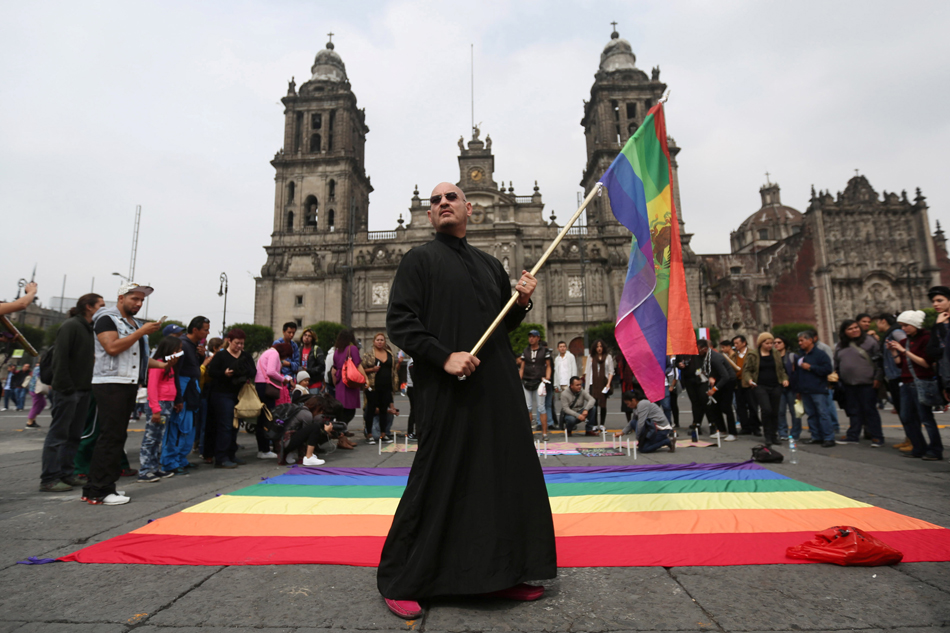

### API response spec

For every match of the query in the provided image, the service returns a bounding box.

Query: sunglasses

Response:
[430,191,460,205]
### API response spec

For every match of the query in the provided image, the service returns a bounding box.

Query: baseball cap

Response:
[528,329,541,336]
[118,282,154,297]
[162,324,184,336]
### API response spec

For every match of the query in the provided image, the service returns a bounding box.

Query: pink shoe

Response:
[481,583,545,601]
[384,598,423,619]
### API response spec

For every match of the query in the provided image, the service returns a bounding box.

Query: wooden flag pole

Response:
[466,183,603,360]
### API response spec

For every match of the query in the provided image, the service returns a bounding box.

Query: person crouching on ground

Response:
[280,395,337,466]
[139,337,182,483]
[618,388,675,453]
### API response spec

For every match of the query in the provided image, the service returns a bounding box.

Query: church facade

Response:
[254,31,945,351]
[254,30,689,351]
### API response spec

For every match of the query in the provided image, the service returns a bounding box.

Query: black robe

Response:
[377,232,557,599]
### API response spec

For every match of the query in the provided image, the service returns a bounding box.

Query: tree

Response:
[305,321,346,352]
[44,322,62,348]
[147,319,185,350]
[770,323,815,352]
[586,322,617,354]
[509,323,546,355]
[226,323,274,355]
[13,323,45,358]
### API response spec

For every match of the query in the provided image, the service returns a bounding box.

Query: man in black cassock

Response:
[378,182,557,619]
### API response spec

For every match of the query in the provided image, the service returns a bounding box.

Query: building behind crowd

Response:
[255,29,945,349]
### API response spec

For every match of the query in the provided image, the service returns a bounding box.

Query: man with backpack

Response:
[40,293,104,492]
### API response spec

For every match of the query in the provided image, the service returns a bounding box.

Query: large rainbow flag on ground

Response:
[600,103,696,401]
[61,463,950,567]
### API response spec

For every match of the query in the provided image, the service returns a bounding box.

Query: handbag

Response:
[906,358,943,407]
[234,382,265,420]
[342,347,366,389]
[264,382,281,400]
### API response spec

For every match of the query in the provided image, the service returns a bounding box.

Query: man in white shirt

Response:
[552,341,576,425]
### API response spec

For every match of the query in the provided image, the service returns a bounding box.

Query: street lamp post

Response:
[218,272,229,336]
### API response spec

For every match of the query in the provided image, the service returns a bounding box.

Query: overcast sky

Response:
[3,0,948,328]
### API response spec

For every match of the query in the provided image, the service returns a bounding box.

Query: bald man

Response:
[378,182,556,618]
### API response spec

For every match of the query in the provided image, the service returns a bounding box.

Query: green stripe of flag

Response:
[228,479,820,500]
[618,113,669,202]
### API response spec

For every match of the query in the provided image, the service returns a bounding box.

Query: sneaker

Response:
[542,434,548,442]
[156,470,175,479]
[723,434,737,442]
[257,451,278,459]
[119,468,139,477]
[303,455,325,466]
[1,407,7,411]
[381,435,395,444]
[709,431,723,439]
[233,458,247,465]
[102,493,130,505]
[821,440,836,448]
[406,433,417,441]
[136,472,160,483]
[25,421,40,429]
[214,461,238,469]
[39,481,73,492]
[922,455,943,461]
[285,456,296,465]
[172,466,188,475]
[366,438,376,445]
[61,474,88,486]
[836,437,858,444]
[870,442,884,448]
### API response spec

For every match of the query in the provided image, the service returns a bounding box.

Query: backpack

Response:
[752,444,784,463]
[39,346,55,385]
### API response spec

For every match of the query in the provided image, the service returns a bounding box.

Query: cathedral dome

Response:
[731,182,803,254]
[599,30,637,72]
[310,41,347,82]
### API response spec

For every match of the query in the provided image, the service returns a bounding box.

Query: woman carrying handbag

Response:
[331,329,368,432]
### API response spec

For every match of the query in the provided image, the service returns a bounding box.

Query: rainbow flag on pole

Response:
[600,103,696,402]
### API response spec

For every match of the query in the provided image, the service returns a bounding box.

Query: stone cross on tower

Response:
[327,32,334,43]
[765,171,771,185]
[611,21,618,31]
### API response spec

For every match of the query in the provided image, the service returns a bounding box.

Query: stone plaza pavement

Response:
[0,394,948,633]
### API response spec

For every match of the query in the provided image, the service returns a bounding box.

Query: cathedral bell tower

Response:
[580,26,666,228]
[272,35,372,237]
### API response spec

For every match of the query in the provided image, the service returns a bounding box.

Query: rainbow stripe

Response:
[61,463,950,567]
[600,103,696,401]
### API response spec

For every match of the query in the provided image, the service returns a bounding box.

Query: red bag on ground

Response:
[786,526,903,566]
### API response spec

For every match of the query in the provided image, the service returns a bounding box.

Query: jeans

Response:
[208,391,239,465]
[560,412,590,434]
[195,397,209,454]
[735,386,760,433]
[83,383,138,498]
[2,387,12,409]
[41,389,91,484]
[658,393,672,424]
[140,401,171,474]
[524,387,549,427]
[801,391,833,441]
[842,383,884,442]
[15,387,27,410]
[640,428,672,453]
[363,388,393,439]
[752,384,783,445]
[162,376,197,470]
[778,389,801,439]
[899,382,944,459]
[826,390,840,433]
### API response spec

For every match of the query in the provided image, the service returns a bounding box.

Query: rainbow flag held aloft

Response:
[599,102,696,402]
[60,463,950,567]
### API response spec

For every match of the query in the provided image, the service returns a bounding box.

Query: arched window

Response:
[303,195,318,227]
[328,179,336,200]
[286,211,294,232]
[758,228,769,240]
[287,181,295,204]
[328,209,335,230]
[310,133,321,153]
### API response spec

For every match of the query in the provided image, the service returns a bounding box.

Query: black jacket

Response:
[52,315,95,393]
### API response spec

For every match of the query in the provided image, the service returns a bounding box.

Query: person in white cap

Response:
[886,310,943,461]
[82,282,166,505]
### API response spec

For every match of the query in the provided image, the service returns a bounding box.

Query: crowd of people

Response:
[0,281,417,506]
[3,276,948,506]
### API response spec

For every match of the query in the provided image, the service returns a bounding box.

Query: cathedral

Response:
[254,29,946,350]
[254,29,687,352]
